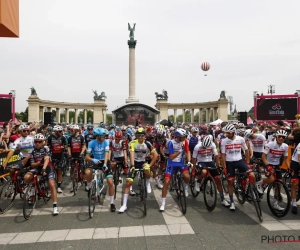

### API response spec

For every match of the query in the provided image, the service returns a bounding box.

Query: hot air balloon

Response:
[201,62,210,76]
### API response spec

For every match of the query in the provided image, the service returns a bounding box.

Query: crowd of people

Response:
[0,117,300,216]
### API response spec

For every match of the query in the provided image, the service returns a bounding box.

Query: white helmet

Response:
[170,126,175,131]
[191,127,199,133]
[72,124,80,130]
[238,123,245,128]
[53,125,63,131]
[224,124,236,133]
[207,134,213,141]
[174,128,186,137]
[19,124,29,131]
[157,127,164,135]
[202,136,212,148]
[276,130,288,137]
[244,129,253,138]
[237,129,245,136]
[34,133,45,141]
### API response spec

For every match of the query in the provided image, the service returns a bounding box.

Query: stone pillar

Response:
[213,107,217,121]
[56,108,60,124]
[93,100,107,125]
[27,95,40,123]
[39,106,44,123]
[47,107,51,112]
[191,109,194,123]
[155,100,168,120]
[84,109,87,124]
[199,108,203,123]
[65,108,69,124]
[126,39,139,103]
[218,99,229,121]
[206,108,210,123]
[182,109,186,123]
[75,109,78,124]
[174,109,177,123]
[103,109,107,123]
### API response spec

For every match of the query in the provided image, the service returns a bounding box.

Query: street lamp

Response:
[267,85,275,95]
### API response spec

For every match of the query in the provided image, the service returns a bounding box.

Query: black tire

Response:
[267,180,291,218]
[249,183,263,222]
[283,171,291,192]
[234,178,246,205]
[42,180,51,204]
[72,169,78,196]
[19,180,27,200]
[88,181,96,218]
[113,167,119,199]
[190,178,200,198]
[203,176,217,212]
[141,178,147,216]
[23,183,37,220]
[0,180,17,213]
[178,177,187,215]
[220,169,228,194]
[99,171,106,202]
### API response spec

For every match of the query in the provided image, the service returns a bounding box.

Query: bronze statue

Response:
[30,87,37,95]
[220,90,226,99]
[128,23,136,40]
[93,90,107,100]
[155,89,168,100]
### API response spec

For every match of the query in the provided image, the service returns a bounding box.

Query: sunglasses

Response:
[136,135,144,138]
[35,141,43,144]
[277,135,286,139]
[58,131,63,133]
[22,130,29,133]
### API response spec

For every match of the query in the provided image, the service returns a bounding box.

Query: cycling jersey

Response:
[130,140,155,162]
[263,141,288,165]
[86,139,109,161]
[154,135,165,153]
[162,138,170,155]
[47,134,66,157]
[84,133,95,148]
[11,136,34,157]
[193,142,218,163]
[110,139,126,159]
[249,134,266,153]
[292,143,300,163]
[30,146,50,166]
[221,136,248,162]
[167,139,189,166]
[189,135,200,153]
[145,134,155,145]
[68,135,85,158]
[121,133,132,147]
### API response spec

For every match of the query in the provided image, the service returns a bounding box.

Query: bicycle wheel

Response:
[98,171,106,203]
[220,169,228,194]
[113,167,119,199]
[249,183,263,222]
[178,177,187,215]
[23,183,37,220]
[267,180,291,217]
[282,171,291,192]
[203,176,217,212]
[0,180,17,213]
[88,180,97,218]
[189,178,200,198]
[42,180,51,204]
[72,168,79,195]
[234,178,245,205]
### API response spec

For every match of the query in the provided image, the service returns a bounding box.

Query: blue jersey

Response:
[86,139,109,160]
[167,139,189,167]
[189,136,200,153]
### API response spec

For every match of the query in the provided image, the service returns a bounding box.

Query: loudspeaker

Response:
[44,112,52,125]
[238,112,247,125]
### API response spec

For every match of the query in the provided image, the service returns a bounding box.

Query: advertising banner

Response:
[257,98,297,120]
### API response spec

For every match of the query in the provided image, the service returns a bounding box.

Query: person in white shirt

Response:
[244,129,266,160]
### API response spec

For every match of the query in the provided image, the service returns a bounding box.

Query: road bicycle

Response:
[23,170,51,220]
[132,166,147,216]
[111,160,123,199]
[71,158,84,195]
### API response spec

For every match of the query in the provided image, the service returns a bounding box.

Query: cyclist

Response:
[259,130,290,211]
[47,125,66,193]
[84,124,95,148]
[85,127,116,212]
[25,133,59,215]
[118,128,158,213]
[221,124,254,211]
[159,128,192,212]
[153,127,166,189]
[244,129,266,160]
[67,124,86,192]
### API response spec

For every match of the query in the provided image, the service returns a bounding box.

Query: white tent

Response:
[209,119,223,125]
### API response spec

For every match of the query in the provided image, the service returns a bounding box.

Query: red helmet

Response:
[115,131,122,139]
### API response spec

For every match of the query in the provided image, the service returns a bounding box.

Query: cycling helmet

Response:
[191,127,199,133]
[157,127,164,135]
[174,128,186,137]
[121,125,127,131]
[244,129,253,138]
[72,124,80,130]
[237,129,245,136]
[53,125,62,131]
[104,129,109,135]
[115,131,122,139]
[238,123,245,128]
[136,128,146,135]
[207,134,213,141]
[99,122,106,128]
[202,136,212,148]
[224,124,236,133]
[87,124,94,130]
[110,124,116,129]
[276,130,288,137]
[19,124,29,131]
[93,127,105,137]
[170,126,175,131]
[34,133,45,141]
[146,126,152,133]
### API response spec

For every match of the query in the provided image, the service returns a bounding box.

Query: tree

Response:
[15,107,28,122]
[78,110,94,124]
[168,115,174,123]
[194,112,199,123]
[106,114,112,124]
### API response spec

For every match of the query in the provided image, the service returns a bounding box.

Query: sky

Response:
[1,0,300,115]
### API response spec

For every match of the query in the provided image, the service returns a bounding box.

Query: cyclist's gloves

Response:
[103,164,108,171]
[130,166,135,173]
[92,159,100,164]
[143,163,150,170]
[41,168,47,176]
[68,155,72,160]
[187,162,193,168]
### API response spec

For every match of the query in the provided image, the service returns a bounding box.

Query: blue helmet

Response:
[93,127,106,137]
[99,122,106,128]
[103,129,109,135]
[110,124,116,129]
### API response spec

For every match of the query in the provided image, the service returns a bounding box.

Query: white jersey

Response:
[249,134,266,153]
[292,143,300,163]
[221,136,248,162]
[263,141,288,165]
[11,136,34,157]
[193,142,218,163]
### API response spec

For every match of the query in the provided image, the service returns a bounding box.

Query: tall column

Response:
[182,109,186,123]
[75,109,78,124]
[65,108,69,124]
[174,109,177,123]
[103,109,107,123]
[47,107,51,112]
[206,108,210,123]
[84,109,87,124]
[126,38,139,103]
[213,107,217,121]
[199,108,203,123]
[191,109,194,123]
[39,106,44,123]
[56,108,60,124]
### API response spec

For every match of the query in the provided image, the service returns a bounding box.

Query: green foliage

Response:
[15,107,28,122]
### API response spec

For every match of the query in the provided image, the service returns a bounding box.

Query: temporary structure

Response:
[209,119,223,125]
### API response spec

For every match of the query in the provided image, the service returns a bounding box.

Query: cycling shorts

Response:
[51,158,63,170]
[291,160,300,180]
[87,161,113,179]
[226,160,249,177]
[29,166,55,181]
[111,157,125,169]
[267,164,282,180]
[198,162,219,177]
[126,161,146,181]
[164,164,188,179]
